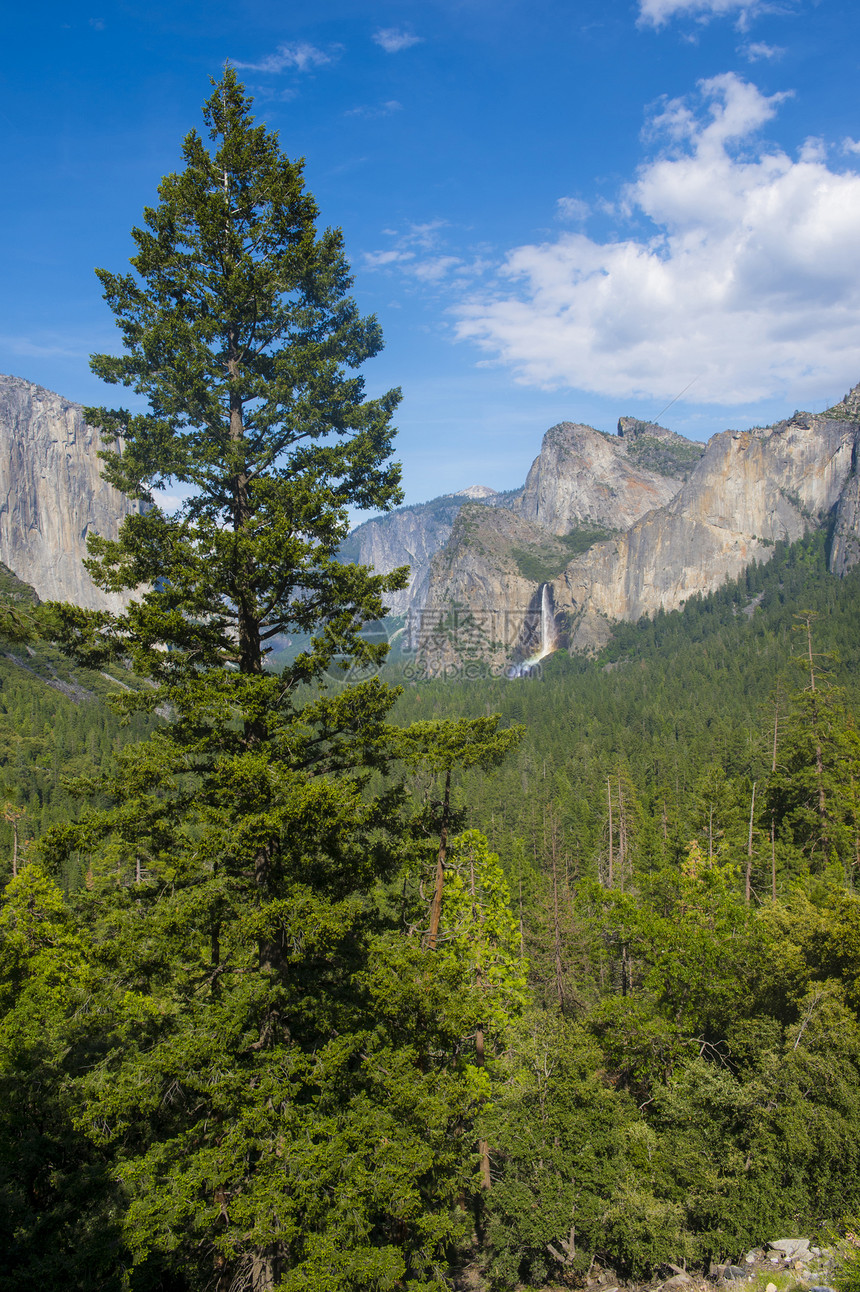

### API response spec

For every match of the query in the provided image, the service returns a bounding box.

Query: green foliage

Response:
[768,667,860,880]
[0,866,123,1292]
[833,1226,860,1292]
[0,564,38,605]
[480,1012,669,1288]
[624,432,705,479]
[0,634,154,887]
[439,830,529,1037]
[511,524,617,582]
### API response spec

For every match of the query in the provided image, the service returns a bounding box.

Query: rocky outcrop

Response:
[616,417,707,480]
[516,421,690,534]
[410,506,572,676]
[340,489,499,617]
[831,441,860,576]
[554,407,859,651]
[0,375,144,610]
[342,419,703,617]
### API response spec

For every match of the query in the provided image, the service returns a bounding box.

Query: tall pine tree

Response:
[40,69,493,1291]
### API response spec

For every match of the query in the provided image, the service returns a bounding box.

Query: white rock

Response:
[768,1239,811,1259]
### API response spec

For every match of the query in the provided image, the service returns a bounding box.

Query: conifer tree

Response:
[768,616,860,880]
[64,65,404,682]
[38,70,494,1291]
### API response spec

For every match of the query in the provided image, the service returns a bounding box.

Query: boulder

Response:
[768,1240,811,1260]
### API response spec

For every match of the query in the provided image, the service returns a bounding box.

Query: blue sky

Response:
[3,0,860,507]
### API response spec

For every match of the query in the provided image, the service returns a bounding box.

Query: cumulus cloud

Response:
[234,42,335,74]
[638,0,760,27]
[364,248,415,269]
[454,73,860,405]
[373,28,422,53]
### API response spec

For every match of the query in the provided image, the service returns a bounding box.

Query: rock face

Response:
[831,442,860,576]
[340,489,499,617]
[342,418,702,619]
[0,374,144,610]
[413,389,860,674]
[516,421,691,534]
[553,407,859,652]
[412,506,565,675]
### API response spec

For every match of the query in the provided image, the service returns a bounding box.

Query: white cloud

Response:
[556,196,590,222]
[412,256,463,282]
[741,40,784,61]
[363,249,415,269]
[234,42,335,74]
[638,0,760,27]
[453,73,860,405]
[373,28,422,53]
[843,138,860,155]
[345,100,402,119]
[408,220,449,248]
[363,222,472,286]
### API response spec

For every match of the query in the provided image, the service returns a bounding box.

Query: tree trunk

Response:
[551,829,565,1011]
[251,1248,280,1290]
[607,777,613,888]
[427,768,451,949]
[227,329,263,679]
[745,781,756,905]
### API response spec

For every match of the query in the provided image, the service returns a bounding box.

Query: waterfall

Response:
[540,582,555,656]
[508,582,556,677]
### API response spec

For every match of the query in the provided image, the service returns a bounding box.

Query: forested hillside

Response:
[391,530,860,898]
[3,525,860,1289]
[0,566,153,888]
[379,531,860,1287]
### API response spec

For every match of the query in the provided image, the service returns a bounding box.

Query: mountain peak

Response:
[453,485,498,499]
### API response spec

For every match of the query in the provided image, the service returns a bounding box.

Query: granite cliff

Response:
[343,418,699,618]
[516,419,700,534]
[413,389,860,676]
[340,487,500,617]
[552,402,860,654]
[0,374,144,611]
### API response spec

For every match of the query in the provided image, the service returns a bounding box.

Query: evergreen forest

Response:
[3,70,860,1292]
